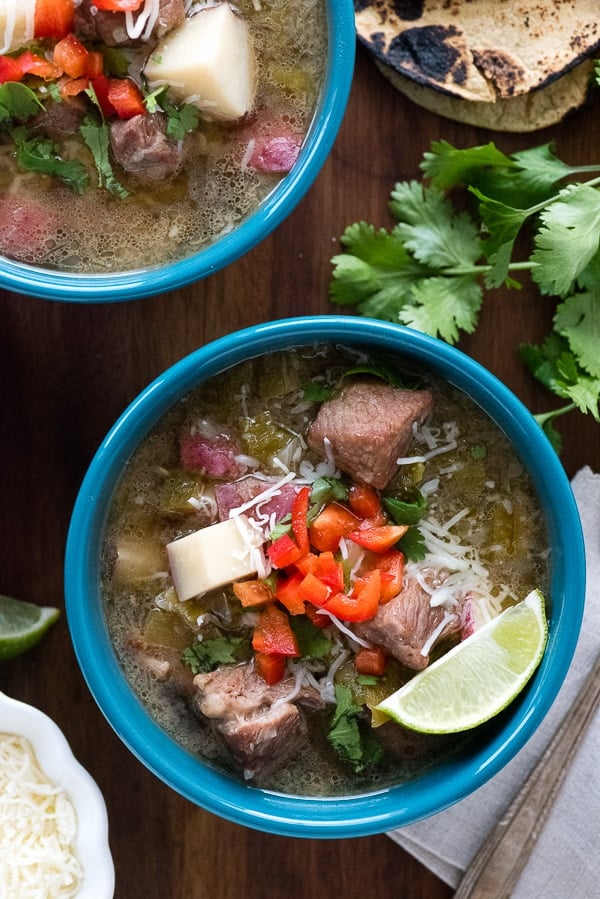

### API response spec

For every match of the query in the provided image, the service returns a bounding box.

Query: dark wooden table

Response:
[1,44,599,899]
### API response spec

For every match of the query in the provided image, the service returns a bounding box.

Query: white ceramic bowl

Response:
[0,691,114,898]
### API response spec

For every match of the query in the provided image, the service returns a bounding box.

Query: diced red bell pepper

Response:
[85,51,104,79]
[355,646,387,677]
[304,603,331,628]
[16,51,61,81]
[255,652,286,686]
[252,604,300,657]
[0,55,24,84]
[90,75,116,118]
[373,549,405,603]
[323,569,381,622]
[94,0,145,9]
[60,76,90,98]
[296,551,344,593]
[348,524,408,553]
[309,503,361,553]
[107,77,146,119]
[232,579,274,608]
[291,486,310,555]
[268,533,303,569]
[53,34,89,79]
[298,572,330,607]
[34,0,75,40]
[348,485,382,520]
[274,571,306,615]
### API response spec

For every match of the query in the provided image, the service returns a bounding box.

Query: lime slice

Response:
[376,588,548,733]
[0,595,60,661]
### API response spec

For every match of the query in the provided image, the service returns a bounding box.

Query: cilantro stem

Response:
[535,404,577,427]
[441,261,536,277]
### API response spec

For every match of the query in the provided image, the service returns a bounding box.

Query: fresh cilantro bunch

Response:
[330,137,600,449]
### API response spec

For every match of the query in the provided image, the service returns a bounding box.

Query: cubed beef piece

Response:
[110,113,183,182]
[307,380,433,489]
[354,578,462,670]
[75,0,185,46]
[33,96,88,141]
[180,431,248,480]
[215,476,298,522]
[193,663,324,778]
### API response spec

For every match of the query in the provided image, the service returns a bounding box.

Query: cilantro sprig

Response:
[330,136,600,449]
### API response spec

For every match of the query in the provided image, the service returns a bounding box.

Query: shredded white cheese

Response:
[0,734,83,898]
[125,0,160,41]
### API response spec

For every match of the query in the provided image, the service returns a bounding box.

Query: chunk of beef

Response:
[215,476,298,522]
[307,380,433,489]
[354,578,462,670]
[110,113,183,183]
[193,663,324,778]
[33,96,88,141]
[75,0,185,46]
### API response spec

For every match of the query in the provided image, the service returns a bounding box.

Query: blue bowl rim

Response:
[64,316,586,837]
[0,2,356,303]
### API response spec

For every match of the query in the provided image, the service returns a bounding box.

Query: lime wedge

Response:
[376,588,548,733]
[0,595,60,661]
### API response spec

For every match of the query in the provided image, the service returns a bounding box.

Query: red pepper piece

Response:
[268,533,303,569]
[34,0,75,40]
[348,524,408,553]
[374,549,405,603]
[275,571,306,615]
[232,579,274,608]
[93,0,145,9]
[355,646,387,677]
[0,56,24,84]
[255,652,287,685]
[323,569,381,622]
[90,75,116,118]
[298,572,330,607]
[16,51,61,81]
[309,503,360,553]
[348,485,382,519]
[107,77,146,119]
[53,34,89,79]
[304,604,330,629]
[252,604,300,657]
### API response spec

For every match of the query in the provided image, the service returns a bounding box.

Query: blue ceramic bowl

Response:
[0,4,355,303]
[65,316,585,837]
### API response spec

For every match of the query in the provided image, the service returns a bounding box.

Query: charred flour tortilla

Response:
[355,0,600,130]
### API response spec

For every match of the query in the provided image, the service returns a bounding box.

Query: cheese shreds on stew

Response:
[0,733,83,898]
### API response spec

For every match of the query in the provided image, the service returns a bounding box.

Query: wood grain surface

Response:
[1,43,599,899]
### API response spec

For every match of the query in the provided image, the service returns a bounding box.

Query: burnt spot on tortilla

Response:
[471,49,528,98]
[387,25,467,85]
[391,0,424,21]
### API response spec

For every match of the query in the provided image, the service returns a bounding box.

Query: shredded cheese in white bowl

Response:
[0,691,114,899]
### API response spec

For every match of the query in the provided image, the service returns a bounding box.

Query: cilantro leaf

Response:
[181,635,248,675]
[531,183,600,296]
[0,81,43,123]
[13,128,88,193]
[390,181,482,269]
[383,489,428,526]
[80,118,129,199]
[397,274,483,344]
[397,527,427,562]
[553,286,600,378]
[327,684,383,773]
[420,140,514,190]
[289,615,332,659]
[469,187,531,287]
[330,221,426,308]
[307,476,348,520]
[520,335,600,421]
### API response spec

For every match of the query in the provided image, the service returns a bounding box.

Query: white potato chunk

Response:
[143,3,257,121]
[0,0,36,54]
[167,514,266,601]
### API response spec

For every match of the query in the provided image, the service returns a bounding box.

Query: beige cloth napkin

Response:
[388,466,600,898]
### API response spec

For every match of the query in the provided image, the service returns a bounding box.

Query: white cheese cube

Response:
[167,514,265,600]
[143,3,257,121]
[0,0,36,54]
